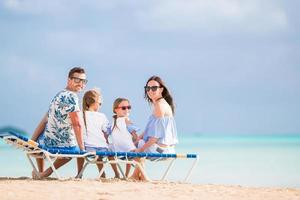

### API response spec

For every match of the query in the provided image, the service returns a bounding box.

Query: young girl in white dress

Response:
[109,97,140,177]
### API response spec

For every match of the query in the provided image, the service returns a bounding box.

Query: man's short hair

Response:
[68,67,85,78]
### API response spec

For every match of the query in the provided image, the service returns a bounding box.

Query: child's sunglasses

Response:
[117,106,132,110]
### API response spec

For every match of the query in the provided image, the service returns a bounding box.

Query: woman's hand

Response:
[135,137,158,153]
[134,148,143,153]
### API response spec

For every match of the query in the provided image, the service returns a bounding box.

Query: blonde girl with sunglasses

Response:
[109,97,140,177]
[76,89,120,179]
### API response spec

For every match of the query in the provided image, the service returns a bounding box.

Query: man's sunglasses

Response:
[117,106,132,110]
[144,86,161,92]
[71,77,88,84]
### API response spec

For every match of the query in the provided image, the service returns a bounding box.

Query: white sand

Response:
[0,178,299,200]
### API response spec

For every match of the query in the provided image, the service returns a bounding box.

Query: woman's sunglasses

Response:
[144,86,161,92]
[117,105,132,110]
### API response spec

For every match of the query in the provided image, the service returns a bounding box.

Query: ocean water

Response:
[0,134,300,188]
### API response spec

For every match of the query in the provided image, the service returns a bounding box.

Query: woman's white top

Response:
[110,117,136,152]
[81,111,109,148]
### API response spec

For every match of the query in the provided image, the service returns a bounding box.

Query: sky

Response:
[0,0,299,135]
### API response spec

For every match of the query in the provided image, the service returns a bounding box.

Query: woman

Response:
[131,76,178,180]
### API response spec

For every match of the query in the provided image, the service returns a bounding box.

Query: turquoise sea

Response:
[1,134,300,188]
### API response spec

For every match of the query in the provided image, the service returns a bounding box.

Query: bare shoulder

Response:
[125,117,132,125]
[153,99,172,117]
[153,103,164,117]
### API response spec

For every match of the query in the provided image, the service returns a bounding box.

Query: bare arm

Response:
[31,113,48,141]
[138,132,145,139]
[69,112,84,150]
[103,131,109,144]
[132,131,144,146]
[153,99,172,118]
[136,137,158,152]
[153,102,164,117]
[131,130,138,141]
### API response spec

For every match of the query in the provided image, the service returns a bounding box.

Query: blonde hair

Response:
[112,97,130,131]
[82,89,101,131]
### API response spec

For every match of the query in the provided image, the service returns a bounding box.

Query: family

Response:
[31,67,178,181]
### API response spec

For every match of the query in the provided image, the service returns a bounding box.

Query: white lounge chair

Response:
[0,128,199,182]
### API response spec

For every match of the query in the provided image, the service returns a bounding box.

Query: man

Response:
[31,67,87,178]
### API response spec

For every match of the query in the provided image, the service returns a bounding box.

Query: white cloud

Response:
[136,0,289,33]
[3,0,66,15]
[2,0,288,34]
[2,0,123,15]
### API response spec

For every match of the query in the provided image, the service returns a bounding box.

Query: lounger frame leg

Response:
[95,156,105,179]
[76,161,89,179]
[100,157,126,179]
[116,160,126,179]
[44,153,62,180]
[184,156,199,182]
[26,154,41,179]
[97,164,106,179]
[161,158,176,181]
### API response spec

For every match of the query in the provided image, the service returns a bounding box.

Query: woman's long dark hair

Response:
[144,76,175,114]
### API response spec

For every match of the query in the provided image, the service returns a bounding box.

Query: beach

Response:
[0,178,299,200]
